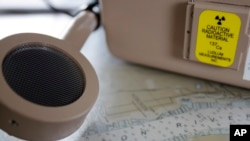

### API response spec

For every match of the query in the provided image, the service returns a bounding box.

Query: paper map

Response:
[76,64,250,141]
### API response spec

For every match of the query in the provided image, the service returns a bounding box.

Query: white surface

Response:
[0,0,47,10]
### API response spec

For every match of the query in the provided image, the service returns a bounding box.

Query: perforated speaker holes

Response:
[2,43,85,107]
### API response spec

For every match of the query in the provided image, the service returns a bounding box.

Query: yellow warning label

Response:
[195,10,241,67]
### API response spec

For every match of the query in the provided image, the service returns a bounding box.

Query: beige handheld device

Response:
[0,11,98,141]
[101,0,250,89]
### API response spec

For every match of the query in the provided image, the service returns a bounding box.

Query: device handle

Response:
[62,10,97,51]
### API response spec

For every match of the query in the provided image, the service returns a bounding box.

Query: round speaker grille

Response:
[2,44,85,107]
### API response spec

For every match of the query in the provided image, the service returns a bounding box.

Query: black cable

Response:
[0,0,99,17]
[44,0,101,29]
[0,9,61,15]
[0,0,101,29]
[43,0,79,16]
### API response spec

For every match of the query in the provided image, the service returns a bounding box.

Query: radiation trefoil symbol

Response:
[215,16,226,25]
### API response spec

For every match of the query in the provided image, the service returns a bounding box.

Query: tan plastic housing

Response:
[101,0,250,89]
[0,11,98,141]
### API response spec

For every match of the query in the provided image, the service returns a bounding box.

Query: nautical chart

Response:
[73,64,250,141]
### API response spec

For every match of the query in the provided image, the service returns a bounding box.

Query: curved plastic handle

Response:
[62,10,97,51]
